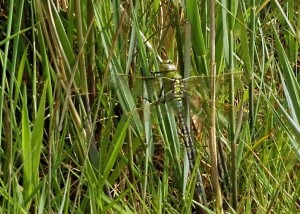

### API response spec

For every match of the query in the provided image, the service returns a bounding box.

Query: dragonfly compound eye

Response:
[160,60,177,72]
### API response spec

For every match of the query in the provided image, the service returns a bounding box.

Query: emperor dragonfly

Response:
[109,60,243,207]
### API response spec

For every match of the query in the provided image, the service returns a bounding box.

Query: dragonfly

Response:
[156,60,208,205]
[109,60,242,206]
[134,60,242,141]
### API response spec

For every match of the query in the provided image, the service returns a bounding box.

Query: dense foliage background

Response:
[0,0,300,213]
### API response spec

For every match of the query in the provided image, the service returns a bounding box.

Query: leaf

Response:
[31,81,48,183]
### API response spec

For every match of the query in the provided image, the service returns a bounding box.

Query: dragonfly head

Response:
[159,60,181,79]
[160,60,177,72]
[159,59,177,73]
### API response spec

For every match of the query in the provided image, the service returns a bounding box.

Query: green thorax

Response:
[159,60,184,110]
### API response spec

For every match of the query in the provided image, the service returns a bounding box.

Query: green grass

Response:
[0,0,299,213]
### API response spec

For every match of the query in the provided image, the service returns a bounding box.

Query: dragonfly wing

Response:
[123,75,178,102]
[182,72,243,96]
[107,74,179,115]
[181,73,245,137]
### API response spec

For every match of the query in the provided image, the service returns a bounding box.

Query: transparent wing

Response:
[105,72,244,111]
[179,73,246,139]
[181,72,243,95]
[105,72,245,121]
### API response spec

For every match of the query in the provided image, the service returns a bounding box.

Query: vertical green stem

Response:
[75,0,92,124]
[229,29,237,208]
[228,0,238,209]
[86,0,96,102]
[0,0,14,152]
[209,0,223,213]
[171,1,184,74]
[249,0,256,140]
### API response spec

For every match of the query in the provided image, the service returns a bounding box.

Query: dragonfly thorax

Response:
[164,78,184,111]
[158,60,185,110]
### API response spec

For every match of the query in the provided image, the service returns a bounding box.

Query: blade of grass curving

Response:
[48,1,75,64]
[186,0,208,75]
[58,171,70,214]
[34,28,54,213]
[272,24,300,121]
[99,190,136,214]
[9,0,25,109]
[248,0,257,142]
[13,47,27,110]
[285,0,298,68]
[272,0,295,36]
[259,79,300,155]
[130,3,155,209]
[30,0,38,115]
[21,87,32,203]
[31,81,47,185]
[35,1,85,134]
[66,1,75,45]
[94,3,143,137]
[236,7,251,76]
[182,22,192,195]
[161,149,170,212]
[74,0,88,91]
[73,1,96,125]
[226,0,239,209]
[38,179,46,214]
[101,175,145,213]
[35,22,53,106]
[171,1,184,73]
[49,1,91,130]
[0,27,32,47]
[101,113,131,188]
[0,0,14,149]
[158,103,182,182]
[20,82,47,209]
[86,0,96,100]
[22,181,45,210]
[108,136,142,185]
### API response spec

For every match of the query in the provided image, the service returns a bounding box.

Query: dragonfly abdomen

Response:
[176,111,207,204]
[176,112,196,171]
